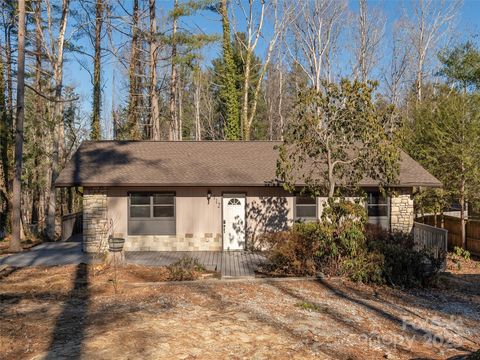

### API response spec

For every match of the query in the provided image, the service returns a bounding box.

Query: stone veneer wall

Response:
[83,187,108,253]
[124,233,222,251]
[390,189,414,233]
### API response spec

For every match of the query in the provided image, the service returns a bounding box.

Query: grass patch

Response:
[295,301,329,313]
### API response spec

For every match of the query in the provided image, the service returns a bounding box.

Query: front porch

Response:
[0,237,265,278]
[126,251,265,278]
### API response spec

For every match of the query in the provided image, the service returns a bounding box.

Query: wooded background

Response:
[1,0,480,249]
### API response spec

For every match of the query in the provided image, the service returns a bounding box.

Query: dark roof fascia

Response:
[55,182,441,188]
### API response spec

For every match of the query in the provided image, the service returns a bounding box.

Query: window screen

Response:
[366,192,388,217]
[295,196,317,220]
[128,193,175,235]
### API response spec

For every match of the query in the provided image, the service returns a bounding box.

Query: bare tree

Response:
[169,0,178,140]
[383,21,411,107]
[285,0,347,94]
[235,0,266,139]
[234,0,286,140]
[149,0,161,140]
[91,0,104,140]
[405,0,461,101]
[10,0,26,251]
[351,0,385,82]
[127,0,141,139]
[30,0,46,228]
[42,0,71,241]
[193,65,201,140]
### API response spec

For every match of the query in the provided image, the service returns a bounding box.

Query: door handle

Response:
[223,220,226,233]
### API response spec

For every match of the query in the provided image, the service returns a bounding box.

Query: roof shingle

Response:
[55,141,442,188]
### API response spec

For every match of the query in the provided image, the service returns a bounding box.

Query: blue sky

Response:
[62,0,480,135]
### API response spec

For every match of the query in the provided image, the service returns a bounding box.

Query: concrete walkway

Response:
[0,237,265,277]
[0,235,94,267]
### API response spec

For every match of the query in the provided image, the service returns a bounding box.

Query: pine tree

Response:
[166,0,217,140]
[219,0,240,140]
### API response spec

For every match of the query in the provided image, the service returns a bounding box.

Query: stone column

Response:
[83,187,108,253]
[390,189,414,233]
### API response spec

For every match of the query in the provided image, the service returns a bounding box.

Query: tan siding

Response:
[106,186,294,250]
[107,187,128,236]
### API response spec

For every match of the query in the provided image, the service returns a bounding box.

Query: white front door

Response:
[222,194,246,250]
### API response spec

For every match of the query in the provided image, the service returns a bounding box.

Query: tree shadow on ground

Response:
[188,282,360,359]
[311,279,474,352]
[45,262,89,360]
[339,274,480,323]
[267,280,428,358]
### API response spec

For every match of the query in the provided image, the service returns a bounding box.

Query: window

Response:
[366,192,388,217]
[228,198,241,206]
[153,193,175,217]
[295,196,317,221]
[128,192,175,235]
[130,193,151,218]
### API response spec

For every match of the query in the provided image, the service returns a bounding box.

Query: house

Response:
[55,141,441,252]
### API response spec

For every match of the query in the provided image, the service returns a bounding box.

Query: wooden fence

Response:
[419,215,480,256]
[61,212,83,241]
[413,222,448,261]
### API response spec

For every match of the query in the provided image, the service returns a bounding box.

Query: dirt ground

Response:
[1,259,479,360]
[0,237,41,255]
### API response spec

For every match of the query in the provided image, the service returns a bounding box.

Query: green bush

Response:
[341,251,385,284]
[168,257,206,281]
[261,199,442,287]
[454,246,471,260]
[368,240,439,287]
[261,198,369,277]
[365,223,414,248]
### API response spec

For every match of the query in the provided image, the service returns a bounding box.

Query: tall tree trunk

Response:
[31,0,43,227]
[169,0,178,141]
[242,0,276,140]
[220,0,239,140]
[177,72,183,140]
[149,0,161,140]
[241,50,252,139]
[2,12,14,236]
[278,68,284,141]
[358,0,368,82]
[5,18,13,121]
[327,147,335,198]
[0,42,11,234]
[91,0,103,140]
[460,179,466,250]
[127,0,140,139]
[194,69,201,141]
[111,71,118,139]
[10,0,26,251]
[46,0,70,241]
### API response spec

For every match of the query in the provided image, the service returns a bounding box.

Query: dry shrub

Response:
[260,224,322,276]
[168,257,206,281]
[261,199,442,287]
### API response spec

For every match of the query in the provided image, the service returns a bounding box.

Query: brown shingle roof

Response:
[55,141,442,188]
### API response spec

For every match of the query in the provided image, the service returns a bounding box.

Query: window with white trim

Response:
[295,196,317,221]
[128,192,175,235]
[366,192,388,217]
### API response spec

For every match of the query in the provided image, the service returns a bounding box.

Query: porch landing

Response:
[126,251,266,278]
[0,237,266,278]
